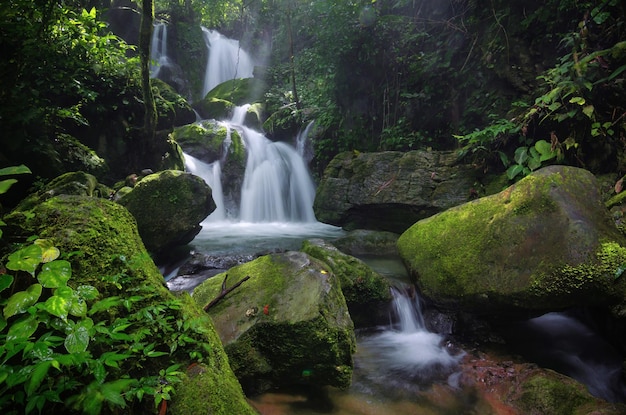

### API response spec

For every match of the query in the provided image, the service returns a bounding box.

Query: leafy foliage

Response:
[0,240,212,414]
[455,0,626,179]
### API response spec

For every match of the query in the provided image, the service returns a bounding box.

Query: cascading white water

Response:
[150,23,172,78]
[184,153,226,221]
[357,286,462,387]
[201,28,255,98]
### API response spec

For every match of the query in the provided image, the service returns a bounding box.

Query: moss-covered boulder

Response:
[301,239,392,327]
[172,120,246,210]
[192,251,356,394]
[398,165,626,315]
[193,78,268,121]
[118,170,215,254]
[1,195,257,415]
[314,150,484,233]
[14,171,112,212]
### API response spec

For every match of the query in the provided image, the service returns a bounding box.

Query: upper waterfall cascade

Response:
[201,28,255,98]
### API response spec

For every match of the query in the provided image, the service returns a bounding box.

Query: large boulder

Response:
[118,170,215,254]
[397,165,626,315]
[192,251,356,394]
[301,239,392,327]
[1,195,257,415]
[172,120,246,211]
[313,150,484,233]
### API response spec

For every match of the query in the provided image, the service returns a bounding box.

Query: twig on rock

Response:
[203,274,251,311]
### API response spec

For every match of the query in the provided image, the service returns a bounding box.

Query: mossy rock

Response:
[153,78,196,128]
[511,371,624,415]
[172,120,244,164]
[301,238,392,327]
[2,195,256,415]
[118,170,215,254]
[398,165,626,315]
[193,78,268,121]
[192,251,356,394]
[14,171,112,212]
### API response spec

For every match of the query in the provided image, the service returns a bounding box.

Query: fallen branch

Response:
[203,274,251,311]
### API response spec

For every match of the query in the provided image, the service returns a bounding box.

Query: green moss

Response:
[301,239,391,308]
[517,374,594,415]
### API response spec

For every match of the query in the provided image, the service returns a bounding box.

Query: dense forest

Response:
[1,0,625,201]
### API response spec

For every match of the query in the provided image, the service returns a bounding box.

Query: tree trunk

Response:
[139,0,157,143]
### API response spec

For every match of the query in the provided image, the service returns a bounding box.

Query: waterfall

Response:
[150,23,171,78]
[201,28,255,98]
[184,153,226,221]
[295,120,315,164]
[186,107,317,223]
[357,286,462,387]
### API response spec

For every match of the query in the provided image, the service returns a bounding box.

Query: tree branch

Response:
[203,275,251,311]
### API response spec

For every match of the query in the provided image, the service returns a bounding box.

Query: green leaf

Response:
[582,105,595,119]
[0,274,14,292]
[65,321,91,354]
[513,147,529,165]
[527,155,542,171]
[34,239,60,263]
[568,96,585,105]
[6,314,39,341]
[4,284,42,319]
[76,285,99,301]
[0,165,31,176]
[43,295,71,320]
[506,164,524,180]
[37,260,72,288]
[6,244,43,275]
[101,379,135,407]
[0,179,18,195]
[535,140,557,161]
[89,296,122,315]
[27,361,52,396]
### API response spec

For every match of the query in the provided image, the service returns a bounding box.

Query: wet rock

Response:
[331,229,400,256]
[192,251,356,394]
[314,150,484,233]
[458,347,626,415]
[118,170,215,254]
[398,165,626,316]
[301,238,392,327]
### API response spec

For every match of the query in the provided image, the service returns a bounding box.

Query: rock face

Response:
[118,170,215,254]
[2,195,257,415]
[192,251,356,394]
[397,165,626,315]
[314,150,482,233]
[301,239,392,327]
